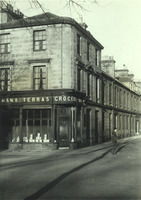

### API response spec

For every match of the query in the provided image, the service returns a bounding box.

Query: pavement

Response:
[0,134,141,200]
[0,134,141,165]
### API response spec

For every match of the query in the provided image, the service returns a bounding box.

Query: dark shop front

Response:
[0,90,85,150]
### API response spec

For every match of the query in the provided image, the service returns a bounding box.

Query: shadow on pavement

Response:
[24,148,113,200]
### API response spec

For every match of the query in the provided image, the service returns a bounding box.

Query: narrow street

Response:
[0,136,141,200]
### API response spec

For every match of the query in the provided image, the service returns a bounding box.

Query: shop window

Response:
[42,120,47,126]
[42,110,48,118]
[0,68,10,91]
[22,109,51,140]
[35,120,40,126]
[33,66,47,90]
[33,30,46,51]
[0,33,10,54]
[28,110,33,118]
[16,120,19,126]
[48,109,51,118]
[35,110,40,118]
[28,120,33,126]
[10,109,20,142]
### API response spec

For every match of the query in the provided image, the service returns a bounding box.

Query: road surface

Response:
[0,136,141,200]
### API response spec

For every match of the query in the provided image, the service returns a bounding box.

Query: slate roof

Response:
[0,12,103,49]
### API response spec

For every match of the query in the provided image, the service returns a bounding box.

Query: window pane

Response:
[35,110,40,118]
[0,34,10,53]
[22,120,26,126]
[42,120,47,125]
[35,120,40,126]
[42,110,48,118]
[28,120,33,126]
[28,110,33,118]
[47,109,51,118]
[49,119,51,126]
[33,30,46,51]
[16,120,19,126]
[0,68,10,91]
[33,66,46,90]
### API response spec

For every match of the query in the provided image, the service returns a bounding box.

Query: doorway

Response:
[58,117,69,148]
[95,111,99,144]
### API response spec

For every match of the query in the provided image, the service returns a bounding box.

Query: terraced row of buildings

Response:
[0,2,141,150]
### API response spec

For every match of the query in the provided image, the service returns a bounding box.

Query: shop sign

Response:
[0,95,83,104]
[1,96,50,103]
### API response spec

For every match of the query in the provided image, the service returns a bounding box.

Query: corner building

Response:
[0,5,141,150]
[0,9,104,149]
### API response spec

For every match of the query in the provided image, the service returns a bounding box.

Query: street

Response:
[0,136,141,200]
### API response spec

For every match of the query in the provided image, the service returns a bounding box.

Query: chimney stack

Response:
[0,2,24,24]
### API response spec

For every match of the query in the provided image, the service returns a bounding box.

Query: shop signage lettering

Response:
[0,95,83,104]
[1,96,50,103]
[54,96,77,102]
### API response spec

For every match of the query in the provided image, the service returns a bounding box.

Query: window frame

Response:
[96,77,100,102]
[87,42,90,61]
[33,30,46,51]
[0,68,10,91]
[95,48,99,66]
[77,34,81,55]
[87,73,90,97]
[33,65,47,90]
[0,33,10,54]
[77,67,81,91]
[109,83,112,105]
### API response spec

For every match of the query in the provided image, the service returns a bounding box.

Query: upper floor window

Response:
[123,91,126,107]
[33,66,47,90]
[114,86,117,106]
[87,42,90,61]
[95,49,99,66]
[119,89,121,106]
[77,34,81,55]
[96,77,100,102]
[0,68,10,91]
[33,30,46,51]
[127,93,129,109]
[77,67,81,91]
[109,83,112,105]
[87,73,90,96]
[0,33,10,54]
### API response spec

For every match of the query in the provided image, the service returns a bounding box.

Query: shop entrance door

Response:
[58,117,69,148]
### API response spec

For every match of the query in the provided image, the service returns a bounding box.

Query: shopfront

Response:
[0,90,85,150]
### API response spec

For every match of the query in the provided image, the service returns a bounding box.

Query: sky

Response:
[5,0,141,80]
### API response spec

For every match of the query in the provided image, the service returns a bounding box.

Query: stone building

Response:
[101,57,141,138]
[0,3,141,150]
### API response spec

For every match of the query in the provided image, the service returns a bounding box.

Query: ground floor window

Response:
[10,108,52,142]
[10,109,20,142]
